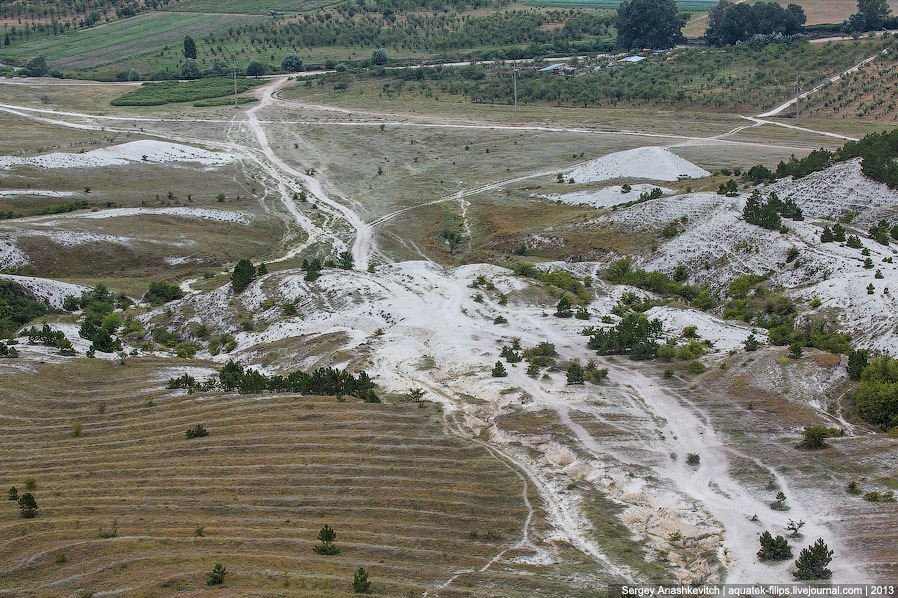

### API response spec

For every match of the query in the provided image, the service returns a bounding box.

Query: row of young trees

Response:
[168,360,380,401]
[214,9,611,56]
[205,523,373,592]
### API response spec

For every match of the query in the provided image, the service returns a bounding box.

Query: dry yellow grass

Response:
[0,358,580,597]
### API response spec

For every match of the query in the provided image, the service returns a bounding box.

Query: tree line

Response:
[748,128,898,189]
[211,10,611,56]
[168,360,380,401]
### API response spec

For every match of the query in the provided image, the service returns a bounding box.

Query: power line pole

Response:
[234,56,238,109]
[513,60,518,113]
[795,68,800,125]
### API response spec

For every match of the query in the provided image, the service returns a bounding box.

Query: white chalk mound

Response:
[568,146,710,184]
[0,140,236,170]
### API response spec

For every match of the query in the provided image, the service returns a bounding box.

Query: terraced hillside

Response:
[0,358,586,597]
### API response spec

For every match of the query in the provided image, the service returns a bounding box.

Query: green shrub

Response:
[206,563,227,585]
[798,425,841,449]
[144,281,184,305]
[186,424,209,440]
[686,359,706,374]
[862,490,895,502]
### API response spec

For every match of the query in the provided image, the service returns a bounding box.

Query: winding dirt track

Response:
[0,70,874,587]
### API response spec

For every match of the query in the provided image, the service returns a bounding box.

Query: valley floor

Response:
[0,69,896,596]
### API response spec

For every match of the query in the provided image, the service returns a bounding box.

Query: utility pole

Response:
[233,56,238,108]
[795,68,800,125]
[513,60,518,113]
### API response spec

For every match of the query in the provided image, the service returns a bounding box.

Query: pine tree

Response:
[833,223,847,242]
[313,524,340,555]
[7,486,18,501]
[337,250,354,270]
[231,259,256,292]
[183,35,197,59]
[555,295,573,318]
[17,493,38,518]
[744,334,760,351]
[257,263,268,275]
[566,361,585,385]
[770,491,790,511]
[793,538,833,580]
[500,346,522,363]
[820,226,834,243]
[352,567,372,593]
[757,530,793,561]
[491,361,508,377]
[206,563,227,585]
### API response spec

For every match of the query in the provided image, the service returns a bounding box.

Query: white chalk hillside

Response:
[0,140,236,170]
[567,147,710,184]
[0,274,87,308]
[770,158,898,226]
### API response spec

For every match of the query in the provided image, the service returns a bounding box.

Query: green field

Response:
[527,0,715,9]
[0,12,262,71]
[168,0,338,14]
[110,77,263,106]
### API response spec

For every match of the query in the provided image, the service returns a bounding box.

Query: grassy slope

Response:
[0,358,556,597]
[0,12,261,70]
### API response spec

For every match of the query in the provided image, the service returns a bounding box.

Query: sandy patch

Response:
[0,140,236,170]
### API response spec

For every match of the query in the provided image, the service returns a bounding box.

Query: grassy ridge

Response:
[110,77,262,106]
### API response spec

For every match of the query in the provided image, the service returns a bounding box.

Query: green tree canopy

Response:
[184,35,197,59]
[24,53,49,77]
[0,281,48,338]
[281,53,304,72]
[180,58,201,79]
[854,356,898,430]
[706,1,806,47]
[615,0,685,50]
[231,259,256,293]
[371,48,389,65]
[794,538,833,580]
[18,492,38,518]
[847,0,892,31]
[246,60,266,77]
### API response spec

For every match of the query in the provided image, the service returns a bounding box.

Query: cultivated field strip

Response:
[2,12,261,70]
[0,358,580,597]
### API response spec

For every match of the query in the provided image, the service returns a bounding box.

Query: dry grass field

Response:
[0,358,601,597]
